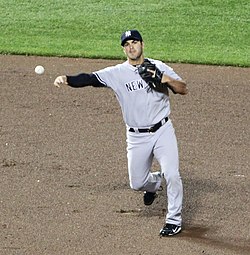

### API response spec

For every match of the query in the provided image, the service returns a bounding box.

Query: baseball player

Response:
[54,30,188,236]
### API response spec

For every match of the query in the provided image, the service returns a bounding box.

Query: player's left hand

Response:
[138,59,162,84]
[138,59,168,93]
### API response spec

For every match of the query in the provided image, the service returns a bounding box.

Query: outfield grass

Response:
[0,0,249,66]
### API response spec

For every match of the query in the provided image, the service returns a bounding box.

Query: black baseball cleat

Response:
[159,223,182,237]
[143,191,157,206]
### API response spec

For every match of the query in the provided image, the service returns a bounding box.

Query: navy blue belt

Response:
[129,117,168,133]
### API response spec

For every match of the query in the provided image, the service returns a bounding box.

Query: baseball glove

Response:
[138,59,169,93]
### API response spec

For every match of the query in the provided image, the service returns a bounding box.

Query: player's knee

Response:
[164,172,181,184]
[129,180,145,191]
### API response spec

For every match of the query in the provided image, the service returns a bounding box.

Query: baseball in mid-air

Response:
[35,65,45,75]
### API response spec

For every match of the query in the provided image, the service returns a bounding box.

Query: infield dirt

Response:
[0,55,249,255]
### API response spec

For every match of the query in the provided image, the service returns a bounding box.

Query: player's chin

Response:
[129,54,141,61]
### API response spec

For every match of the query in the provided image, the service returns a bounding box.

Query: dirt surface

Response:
[0,55,249,255]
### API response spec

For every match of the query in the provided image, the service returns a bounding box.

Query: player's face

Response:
[123,40,144,63]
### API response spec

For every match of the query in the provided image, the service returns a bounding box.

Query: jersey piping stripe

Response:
[93,73,107,86]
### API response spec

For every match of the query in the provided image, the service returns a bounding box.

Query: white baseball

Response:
[35,65,45,75]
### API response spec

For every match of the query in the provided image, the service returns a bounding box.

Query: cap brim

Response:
[121,36,142,46]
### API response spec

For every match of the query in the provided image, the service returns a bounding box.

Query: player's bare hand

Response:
[54,75,68,87]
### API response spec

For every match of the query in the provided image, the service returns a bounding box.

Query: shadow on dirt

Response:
[179,225,250,255]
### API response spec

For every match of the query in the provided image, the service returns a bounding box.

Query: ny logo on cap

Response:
[125,31,131,37]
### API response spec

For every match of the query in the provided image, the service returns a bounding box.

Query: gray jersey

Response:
[94,58,182,128]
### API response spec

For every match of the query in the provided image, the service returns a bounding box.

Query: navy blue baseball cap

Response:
[121,30,143,46]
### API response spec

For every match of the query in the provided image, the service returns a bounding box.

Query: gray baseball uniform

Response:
[93,58,183,226]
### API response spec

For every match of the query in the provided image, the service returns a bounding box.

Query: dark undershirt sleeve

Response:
[66,73,106,88]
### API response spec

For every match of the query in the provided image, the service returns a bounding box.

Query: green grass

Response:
[0,0,249,66]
